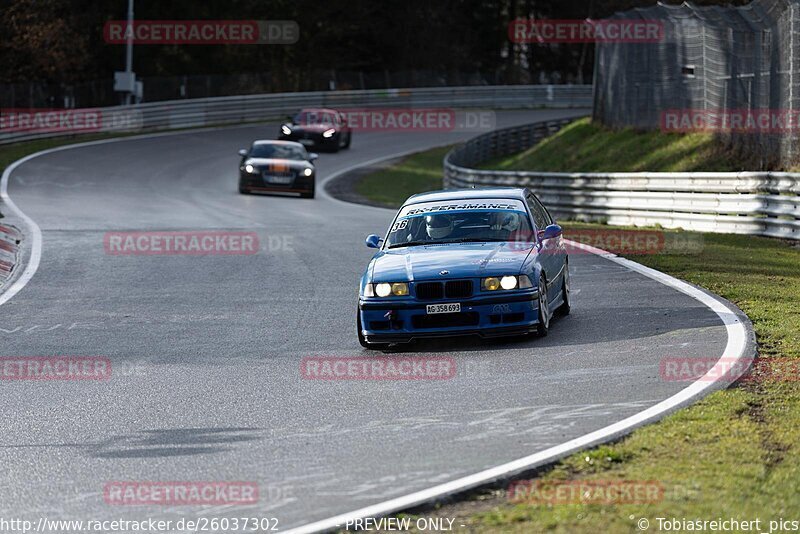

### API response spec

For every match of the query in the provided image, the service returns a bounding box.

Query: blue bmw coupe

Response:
[358,188,570,349]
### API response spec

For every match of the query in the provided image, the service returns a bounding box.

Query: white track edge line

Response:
[0,152,44,306]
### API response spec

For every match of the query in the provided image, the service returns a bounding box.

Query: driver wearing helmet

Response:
[489,212,520,234]
[425,214,454,240]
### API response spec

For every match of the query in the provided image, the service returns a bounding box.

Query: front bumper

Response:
[239,171,314,194]
[359,291,541,343]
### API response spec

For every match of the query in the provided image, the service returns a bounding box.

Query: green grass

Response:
[354,145,800,533]
[479,117,742,172]
[354,145,452,207]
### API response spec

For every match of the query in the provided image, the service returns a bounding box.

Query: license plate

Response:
[264,174,293,184]
[426,303,461,314]
[299,139,314,146]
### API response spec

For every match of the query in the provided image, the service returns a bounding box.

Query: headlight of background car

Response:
[364,282,409,297]
[322,128,335,138]
[281,124,292,135]
[303,168,313,176]
[244,163,258,174]
[482,275,533,291]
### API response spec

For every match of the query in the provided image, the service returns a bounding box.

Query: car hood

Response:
[289,123,335,133]
[245,158,312,172]
[369,242,533,282]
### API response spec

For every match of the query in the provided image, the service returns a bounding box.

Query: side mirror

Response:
[540,224,563,241]
[365,234,383,248]
[238,149,248,157]
[308,153,319,162]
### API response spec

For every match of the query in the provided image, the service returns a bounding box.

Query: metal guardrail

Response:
[0,85,592,146]
[444,118,800,241]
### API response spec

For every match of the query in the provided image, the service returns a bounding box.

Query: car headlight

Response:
[483,277,501,291]
[365,282,409,298]
[482,275,531,291]
[375,283,391,297]
[303,168,313,177]
[391,282,409,296]
[500,275,517,290]
[281,124,292,135]
[322,128,335,138]
[244,163,257,174]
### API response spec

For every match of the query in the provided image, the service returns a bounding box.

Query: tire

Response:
[357,310,389,350]
[343,132,352,149]
[238,185,250,195]
[556,261,571,316]
[301,186,315,199]
[536,274,550,337]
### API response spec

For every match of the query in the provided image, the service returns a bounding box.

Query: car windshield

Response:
[249,143,308,160]
[385,199,534,248]
[294,111,337,126]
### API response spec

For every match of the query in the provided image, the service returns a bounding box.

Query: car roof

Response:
[403,187,528,206]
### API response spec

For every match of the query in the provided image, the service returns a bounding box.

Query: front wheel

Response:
[343,132,352,149]
[238,184,250,195]
[536,274,550,337]
[301,187,315,199]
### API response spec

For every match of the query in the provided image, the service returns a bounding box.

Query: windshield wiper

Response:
[446,238,509,243]
[387,241,431,249]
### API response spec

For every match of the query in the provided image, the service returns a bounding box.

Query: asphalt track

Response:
[0,109,744,531]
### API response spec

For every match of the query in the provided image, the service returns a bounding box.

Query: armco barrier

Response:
[0,85,592,146]
[444,118,800,241]
[0,224,21,286]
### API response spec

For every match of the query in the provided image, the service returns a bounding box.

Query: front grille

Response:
[445,280,473,298]
[415,282,444,300]
[414,280,473,300]
[412,312,480,329]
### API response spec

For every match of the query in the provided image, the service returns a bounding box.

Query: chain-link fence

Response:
[593,0,800,169]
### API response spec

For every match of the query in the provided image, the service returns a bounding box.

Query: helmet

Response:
[490,212,521,232]
[425,214,454,239]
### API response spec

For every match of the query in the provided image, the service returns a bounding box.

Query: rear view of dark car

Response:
[238,140,317,198]
[278,109,352,152]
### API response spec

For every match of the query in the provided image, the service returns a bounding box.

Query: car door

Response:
[526,193,565,306]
